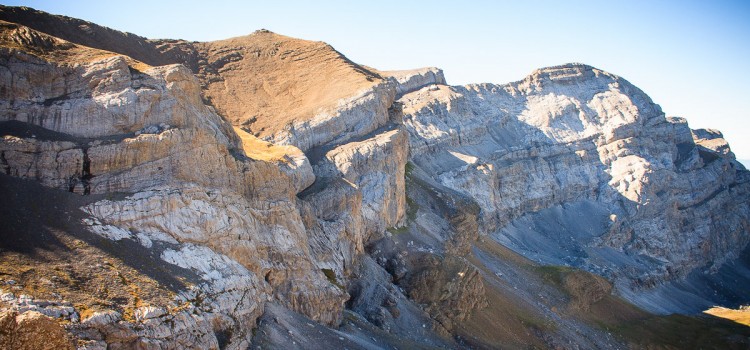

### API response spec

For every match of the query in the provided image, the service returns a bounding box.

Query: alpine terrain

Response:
[1,5,749,350]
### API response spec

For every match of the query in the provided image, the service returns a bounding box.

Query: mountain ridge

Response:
[1,5,749,349]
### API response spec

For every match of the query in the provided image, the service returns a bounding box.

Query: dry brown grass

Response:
[0,20,151,71]
[233,126,301,163]
[0,230,175,323]
[194,31,382,138]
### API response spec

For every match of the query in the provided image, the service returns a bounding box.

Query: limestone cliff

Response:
[0,10,420,348]
[399,63,750,311]
[0,21,349,348]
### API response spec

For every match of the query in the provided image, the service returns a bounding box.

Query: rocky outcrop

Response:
[344,257,459,347]
[311,127,409,233]
[0,135,82,190]
[0,310,74,350]
[267,81,397,152]
[297,125,409,287]
[400,255,487,333]
[379,67,446,98]
[562,271,613,312]
[0,41,212,139]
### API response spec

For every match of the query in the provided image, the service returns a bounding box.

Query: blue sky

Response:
[7,1,750,161]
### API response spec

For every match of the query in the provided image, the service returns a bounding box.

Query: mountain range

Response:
[1,5,749,349]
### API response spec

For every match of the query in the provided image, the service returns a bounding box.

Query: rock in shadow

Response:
[0,173,197,294]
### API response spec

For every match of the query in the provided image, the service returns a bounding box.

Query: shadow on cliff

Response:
[0,173,198,293]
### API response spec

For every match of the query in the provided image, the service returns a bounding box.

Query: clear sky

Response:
[6,0,750,161]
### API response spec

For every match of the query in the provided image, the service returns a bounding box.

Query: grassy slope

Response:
[459,239,750,349]
[705,307,750,327]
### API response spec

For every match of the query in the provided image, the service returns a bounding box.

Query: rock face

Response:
[0,20,355,347]
[379,67,447,98]
[1,5,749,349]
[399,63,750,310]
[400,255,487,332]
[0,9,429,348]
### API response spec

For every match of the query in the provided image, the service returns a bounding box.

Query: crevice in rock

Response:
[67,175,77,193]
[214,327,232,350]
[0,151,9,175]
[81,147,92,195]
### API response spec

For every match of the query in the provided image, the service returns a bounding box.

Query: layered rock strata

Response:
[0,22,355,347]
[0,13,451,347]
[399,64,750,308]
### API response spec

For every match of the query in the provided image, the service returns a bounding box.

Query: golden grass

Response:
[0,231,175,324]
[233,126,301,163]
[704,306,750,327]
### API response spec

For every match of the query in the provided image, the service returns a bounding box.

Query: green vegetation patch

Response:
[321,268,344,290]
[533,265,574,291]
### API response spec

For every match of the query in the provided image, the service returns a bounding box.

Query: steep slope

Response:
[0,9,431,349]
[189,32,388,149]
